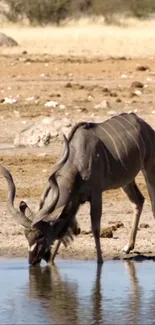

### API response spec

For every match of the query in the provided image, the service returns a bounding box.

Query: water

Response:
[0,258,155,325]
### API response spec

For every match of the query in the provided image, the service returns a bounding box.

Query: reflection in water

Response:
[123,261,142,325]
[27,261,143,325]
[28,263,105,325]
[28,265,79,324]
[91,264,103,325]
[1,259,155,324]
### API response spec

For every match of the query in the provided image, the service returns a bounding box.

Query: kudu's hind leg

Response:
[90,193,103,264]
[143,166,155,218]
[122,181,144,254]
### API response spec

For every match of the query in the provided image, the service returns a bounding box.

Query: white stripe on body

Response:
[99,124,128,170]
[105,120,129,157]
[112,117,143,166]
[120,115,146,162]
[91,128,112,176]
[138,116,154,166]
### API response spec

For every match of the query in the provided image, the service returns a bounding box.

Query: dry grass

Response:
[1,17,155,58]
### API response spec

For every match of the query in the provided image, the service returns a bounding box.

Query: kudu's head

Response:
[0,135,71,265]
[19,200,52,265]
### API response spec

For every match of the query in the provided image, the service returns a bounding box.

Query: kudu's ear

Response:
[19,200,30,215]
[19,200,28,212]
[19,200,34,222]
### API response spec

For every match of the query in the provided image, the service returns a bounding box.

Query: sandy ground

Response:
[1,52,155,262]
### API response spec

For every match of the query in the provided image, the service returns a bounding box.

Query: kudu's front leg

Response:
[90,193,103,264]
[49,216,81,265]
[48,240,62,265]
[122,180,144,254]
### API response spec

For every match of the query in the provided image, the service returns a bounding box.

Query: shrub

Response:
[130,0,154,18]
[4,0,72,24]
[3,0,155,25]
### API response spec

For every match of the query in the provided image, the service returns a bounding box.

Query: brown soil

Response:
[1,54,155,262]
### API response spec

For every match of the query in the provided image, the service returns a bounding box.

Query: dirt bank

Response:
[0,53,155,262]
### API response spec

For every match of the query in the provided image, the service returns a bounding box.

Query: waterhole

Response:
[0,258,155,324]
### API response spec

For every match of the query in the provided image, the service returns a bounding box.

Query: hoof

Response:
[122,244,134,254]
[97,258,104,264]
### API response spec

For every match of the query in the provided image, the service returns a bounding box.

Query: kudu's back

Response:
[68,112,155,190]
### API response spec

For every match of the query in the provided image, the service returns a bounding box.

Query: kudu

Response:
[1,112,155,265]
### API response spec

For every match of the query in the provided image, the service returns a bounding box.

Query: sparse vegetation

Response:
[4,0,72,25]
[2,0,155,25]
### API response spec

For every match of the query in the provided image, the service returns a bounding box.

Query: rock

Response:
[100,227,113,238]
[131,81,144,89]
[25,96,35,102]
[87,95,93,101]
[65,82,72,88]
[108,221,124,231]
[95,100,111,110]
[136,65,149,71]
[110,91,118,97]
[3,97,17,104]
[59,104,66,110]
[107,110,116,116]
[140,223,149,228]
[37,152,47,157]
[40,73,50,78]
[130,90,142,97]
[102,86,109,93]
[134,89,142,96]
[121,74,127,79]
[116,98,122,103]
[44,100,58,108]
[81,230,92,235]
[0,32,18,47]
[133,109,138,113]
[14,117,74,148]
